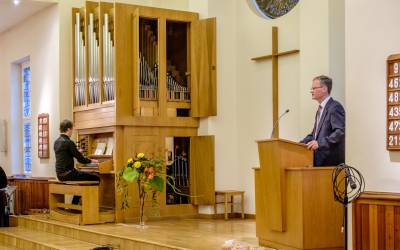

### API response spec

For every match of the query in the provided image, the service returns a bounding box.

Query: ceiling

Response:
[0,0,55,34]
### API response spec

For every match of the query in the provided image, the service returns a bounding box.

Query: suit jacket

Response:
[300,98,345,166]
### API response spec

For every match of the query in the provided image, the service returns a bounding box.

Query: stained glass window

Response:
[22,64,31,174]
[23,123,32,173]
[23,67,31,118]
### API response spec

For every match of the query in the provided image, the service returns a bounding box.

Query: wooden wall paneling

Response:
[385,206,394,250]
[19,180,32,214]
[31,180,48,209]
[395,207,400,250]
[352,192,400,250]
[361,204,370,250]
[190,135,215,205]
[369,204,379,250]
[378,205,386,250]
[8,178,51,214]
[352,201,362,250]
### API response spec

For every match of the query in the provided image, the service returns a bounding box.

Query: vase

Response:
[137,180,147,228]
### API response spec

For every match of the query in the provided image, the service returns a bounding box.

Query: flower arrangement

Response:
[117,153,164,226]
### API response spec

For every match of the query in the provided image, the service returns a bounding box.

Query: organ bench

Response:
[49,181,114,225]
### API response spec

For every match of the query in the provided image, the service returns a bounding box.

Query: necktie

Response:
[314,105,322,138]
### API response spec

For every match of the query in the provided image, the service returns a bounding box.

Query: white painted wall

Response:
[235,0,300,214]
[0,5,59,176]
[346,0,400,248]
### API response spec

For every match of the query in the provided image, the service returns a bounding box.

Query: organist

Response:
[54,119,100,204]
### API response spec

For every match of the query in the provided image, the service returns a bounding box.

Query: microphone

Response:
[340,163,357,190]
[270,109,290,138]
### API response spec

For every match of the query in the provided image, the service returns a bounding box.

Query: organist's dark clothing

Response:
[54,134,99,204]
[54,134,99,182]
[0,166,8,227]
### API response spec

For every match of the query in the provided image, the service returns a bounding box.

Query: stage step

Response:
[10,215,260,250]
[13,215,186,250]
[0,227,101,250]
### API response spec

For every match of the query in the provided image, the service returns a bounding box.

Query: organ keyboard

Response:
[76,158,113,173]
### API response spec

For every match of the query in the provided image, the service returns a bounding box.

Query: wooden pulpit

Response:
[254,139,344,250]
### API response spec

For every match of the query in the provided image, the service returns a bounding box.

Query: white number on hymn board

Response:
[394,63,399,74]
[389,135,400,146]
[389,120,400,132]
[389,78,399,89]
[389,106,400,117]
[389,92,400,103]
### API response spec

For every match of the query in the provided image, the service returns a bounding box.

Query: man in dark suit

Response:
[300,75,345,166]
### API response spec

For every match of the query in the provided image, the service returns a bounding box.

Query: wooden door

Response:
[190,18,217,117]
[190,135,215,205]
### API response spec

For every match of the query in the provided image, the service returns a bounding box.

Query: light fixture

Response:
[13,0,20,6]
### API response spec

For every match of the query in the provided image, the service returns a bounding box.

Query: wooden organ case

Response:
[72,1,217,222]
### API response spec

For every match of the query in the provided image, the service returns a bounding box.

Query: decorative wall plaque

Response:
[247,0,299,19]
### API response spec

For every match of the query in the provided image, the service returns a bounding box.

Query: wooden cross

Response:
[251,26,299,138]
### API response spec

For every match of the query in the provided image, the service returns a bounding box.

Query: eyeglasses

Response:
[310,86,324,91]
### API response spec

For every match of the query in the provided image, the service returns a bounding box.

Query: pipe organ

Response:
[103,13,115,102]
[88,13,100,104]
[74,12,86,107]
[139,19,158,100]
[167,73,190,101]
[72,1,217,223]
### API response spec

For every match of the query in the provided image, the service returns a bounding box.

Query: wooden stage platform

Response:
[0,215,263,250]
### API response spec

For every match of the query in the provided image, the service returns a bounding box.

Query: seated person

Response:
[0,166,8,226]
[54,119,99,204]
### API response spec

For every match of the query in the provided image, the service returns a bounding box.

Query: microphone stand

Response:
[270,109,289,138]
[343,177,348,250]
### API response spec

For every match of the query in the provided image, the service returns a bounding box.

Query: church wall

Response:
[345,0,400,248]
[235,1,300,214]
[192,0,240,214]
[201,0,344,215]
[0,5,59,176]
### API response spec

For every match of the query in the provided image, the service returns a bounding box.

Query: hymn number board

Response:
[387,55,400,150]
[38,113,49,158]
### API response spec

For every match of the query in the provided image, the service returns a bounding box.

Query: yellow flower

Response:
[137,153,145,159]
[127,158,133,164]
[134,161,142,168]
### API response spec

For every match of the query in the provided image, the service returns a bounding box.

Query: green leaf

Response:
[149,176,164,192]
[122,167,139,183]
[144,182,152,192]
